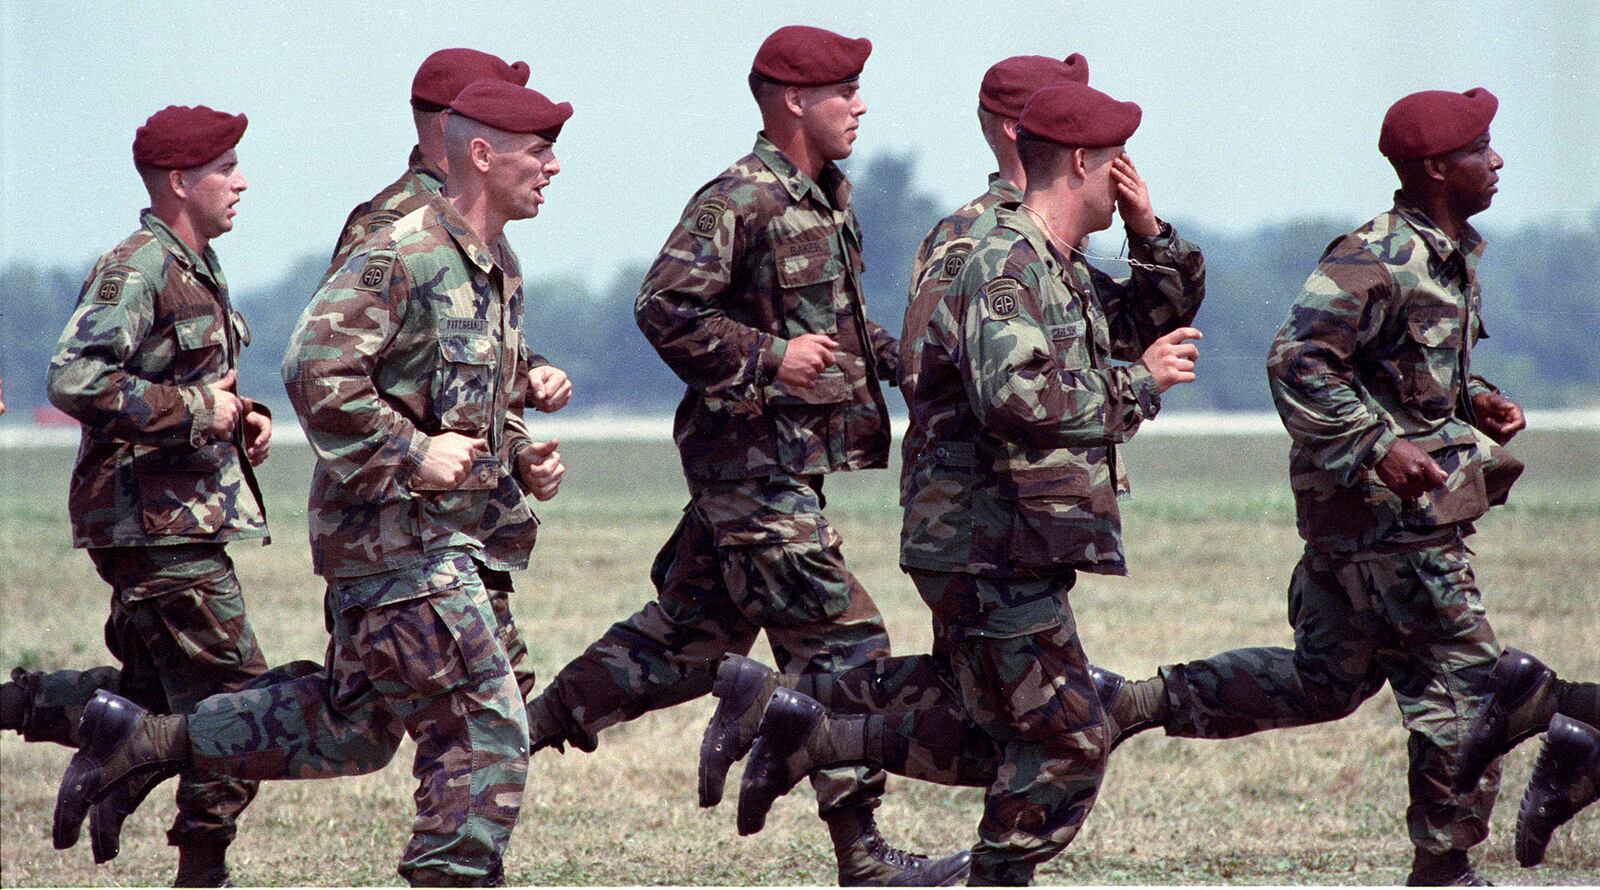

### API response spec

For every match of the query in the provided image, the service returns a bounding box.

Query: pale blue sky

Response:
[3,1,1597,288]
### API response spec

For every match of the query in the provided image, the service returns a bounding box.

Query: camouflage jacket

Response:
[47,210,268,549]
[326,146,444,277]
[899,173,1022,501]
[900,203,1205,577]
[284,196,541,578]
[634,134,898,482]
[1269,194,1516,553]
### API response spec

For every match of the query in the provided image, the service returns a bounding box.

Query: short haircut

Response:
[443,111,524,167]
[1016,132,1067,185]
[747,72,788,107]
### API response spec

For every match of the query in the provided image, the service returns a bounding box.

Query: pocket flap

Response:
[175,315,224,351]
[764,369,850,406]
[131,441,229,475]
[950,596,1063,641]
[710,511,826,548]
[337,552,475,611]
[438,333,495,365]
[1406,310,1462,349]
[1004,464,1092,500]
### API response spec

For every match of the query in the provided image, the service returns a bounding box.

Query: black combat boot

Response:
[1453,648,1557,794]
[1099,669,1167,752]
[1516,714,1600,867]
[53,691,189,853]
[827,807,972,886]
[700,653,785,807]
[737,688,860,836]
[174,842,234,887]
[1404,848,1488,886]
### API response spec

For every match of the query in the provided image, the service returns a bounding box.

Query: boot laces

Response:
[862,829,921,871]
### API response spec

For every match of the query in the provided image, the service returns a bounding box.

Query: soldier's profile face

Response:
[798,81,865,162]
[487,134,560,222]
[1436,132,1502,219]
[179,148,247,239]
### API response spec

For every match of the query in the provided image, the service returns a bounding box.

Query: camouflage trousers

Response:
[185,550,528,885]
[1159,539,1502,854]
[17,543,271,847]
[528,474,891,818]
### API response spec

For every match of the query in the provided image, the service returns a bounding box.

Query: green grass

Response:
[3,430,1598,885]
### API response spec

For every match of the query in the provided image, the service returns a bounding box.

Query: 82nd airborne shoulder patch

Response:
[982,277,1023,321]
[354,253,394,292]
[93,268,132,304]
[940,245,970,280]
[689,196,730,239]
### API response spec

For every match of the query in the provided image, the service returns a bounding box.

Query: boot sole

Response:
[736,693,823,836]
[53,692,138,850]
[1516,715,1600,867]
[698,657,769,808]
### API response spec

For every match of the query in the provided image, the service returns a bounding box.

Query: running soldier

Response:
[521,24,968,886]
[52,79,572,887]
[707,81,1207,886]
[327,46,570,707]
[4,105,288,887]
[1092,87,1598,886]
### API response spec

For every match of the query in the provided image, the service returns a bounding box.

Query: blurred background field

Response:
[2,429,1597,885]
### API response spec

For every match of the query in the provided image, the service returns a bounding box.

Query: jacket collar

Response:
[1392,191,1484,268]
[407,145,446,193]
[140,209,226,291]
[753,133,851,211]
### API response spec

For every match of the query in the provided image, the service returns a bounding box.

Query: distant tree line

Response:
[3,153,1595,421]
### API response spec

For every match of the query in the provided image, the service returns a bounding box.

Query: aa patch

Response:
[93,269,130,305]
[354,254,394,292]
[689,196,730,239]
[940,246,970,280]
[982,278,1023,321]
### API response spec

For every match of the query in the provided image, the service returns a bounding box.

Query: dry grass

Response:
[2,431,1598,885]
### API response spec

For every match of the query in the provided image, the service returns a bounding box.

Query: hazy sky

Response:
[4,1,1597,289]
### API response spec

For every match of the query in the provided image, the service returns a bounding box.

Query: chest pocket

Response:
[433,334,496,434]
[1400,307,1463,415]
[173,313,227,384]
[771,226,845,336]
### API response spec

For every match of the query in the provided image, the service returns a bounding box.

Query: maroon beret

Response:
[1018,82,1141,149]
[450,79,573,140]
[132,105,247,170]
[1379,87,1498,160]
[412,48,531,111]
[752,25,871,86]
[979,53,1090,118]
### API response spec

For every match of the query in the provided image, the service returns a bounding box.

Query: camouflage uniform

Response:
[31,211,275,850]
[1157,195,1515,855]
[528,135,898,820]
[328,146,543,700]
[173,196,539,885]
[801,202,1204,884]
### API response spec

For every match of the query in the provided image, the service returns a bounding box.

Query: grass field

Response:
[3,429,1598,886]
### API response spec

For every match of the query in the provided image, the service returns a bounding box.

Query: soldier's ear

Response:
[166,168,189,201]
[783,85,806,119]
[1001,118,1020,144]
[1420,155,1449,183]
[468,136,495,173]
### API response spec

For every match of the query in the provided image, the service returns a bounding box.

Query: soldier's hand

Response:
[1472,392,1526,444]
[204,370,244,440]
[529,365,572,413]
[1141,327,1203,392]
[1112,153,1161,238]
[517,438,566,501]
[414,432,488,489]
[777,333,839,388]
[1376,438,1449,500]
[241,402,272,466]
